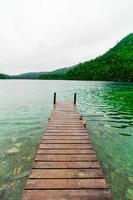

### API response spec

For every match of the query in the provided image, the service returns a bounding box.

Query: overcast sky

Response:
[0,0,132,75]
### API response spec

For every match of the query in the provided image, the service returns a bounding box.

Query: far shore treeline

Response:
[0,33,133,82]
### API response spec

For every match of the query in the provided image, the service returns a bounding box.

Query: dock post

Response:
[53,92,56,105]
[74,93,76,105]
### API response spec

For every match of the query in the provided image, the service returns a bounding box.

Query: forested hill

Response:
[0,33,133,81]
[0,73,11,79]
[64,33,133,81]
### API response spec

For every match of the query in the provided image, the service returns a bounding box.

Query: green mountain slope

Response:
[39,67,73,79]
[12,67,71,79]
[0,73,11,79]
[13,72,47,79]
[65,33,133,81]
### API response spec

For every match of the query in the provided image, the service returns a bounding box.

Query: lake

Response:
[0,80,133,200]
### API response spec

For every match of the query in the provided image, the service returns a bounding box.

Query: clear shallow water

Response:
[0,80,133,200]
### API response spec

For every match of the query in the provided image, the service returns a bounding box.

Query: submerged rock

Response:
[14,143,21,148]
[7,147,20,154]
[126,188,133,199]
[128,177,133,184]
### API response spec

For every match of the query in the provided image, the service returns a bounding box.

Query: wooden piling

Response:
[74,93,76,105]
[53,92,56,105]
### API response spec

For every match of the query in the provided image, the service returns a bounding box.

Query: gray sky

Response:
[0,0,132,75]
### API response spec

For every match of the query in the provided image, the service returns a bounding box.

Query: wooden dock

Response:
[22,96,111,200]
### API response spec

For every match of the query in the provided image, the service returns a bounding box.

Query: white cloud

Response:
[0,0,132,74]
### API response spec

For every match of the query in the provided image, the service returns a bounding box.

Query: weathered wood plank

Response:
[48,122,83,123]
[39,144,93,149]
[37,149,95,154]
[33,161,101,169]
[44,133,88,136]
[48,125,84,126]
[43,136,89,139]
[45,130,87,132]
[46,127,86,130]
[29,169,103,178]
[35,154,97,161]
[25,178,108,189]
[41,139,90,144]
[22,189,111,200]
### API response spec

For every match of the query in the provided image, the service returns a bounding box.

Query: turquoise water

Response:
[0,80,133,200]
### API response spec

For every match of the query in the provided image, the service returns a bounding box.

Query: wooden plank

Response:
[45,130,87,133]
[48,121,84,124]
[25,178,108,189]
[39,144,93,149]
[43,136,89,139]
[44,133,88,136]
[37,149,95,154]
[33,161,101,169]
[47,125,85,127]
[22,189,111,200]
[49,117,81,119]
[48,124,84,125]
[51,116,81,117]
[41,139,90,144]
[45,129,87,132]
[35,154,97,161]
[29,169,103,178]
[46,127,86,130]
